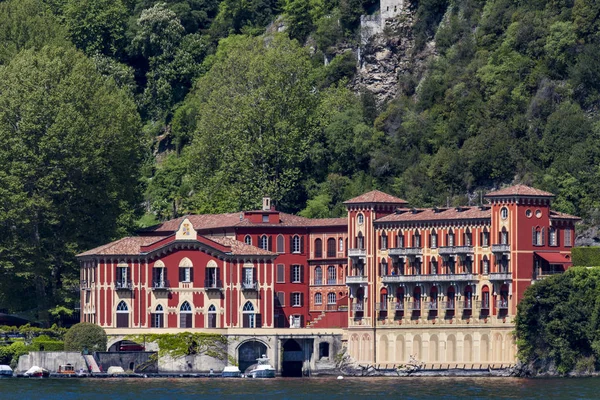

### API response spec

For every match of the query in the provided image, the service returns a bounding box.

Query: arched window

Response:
[180,301,192,328]
[356,232,364,250]
[242,301,257,328]
[447,229,455,247]
[153,304,164,328]
[413,230,421,248]
[482,227,490,247]
[447,286,456,311]
[549,227,557,246]
[464,228,472,246]
[327,266,336,285]
[481,285,490,310]
[397,231,404,248]
[430,230,438,248]
[315,293,322,305]
[532,226,544,246]
[327,238,336,257]
[339,238,343,252]
[501,207,508,220]
[276,234,285,253]
[116,301,129,328]
[244,235,252,245]
[314,266,323,285]
[314,238,322,258]
[501,227,508,245]
[153,260,166,288]
[327,292,336,304]
[292,235,301,253]
[260,235,268,250]
[380,259,388,276]
[179,257,193,283]
[380,233,388,250]
[208,304,217,328]
[482,256,489,275]
[430,257,438,274]
[357,213,364,225]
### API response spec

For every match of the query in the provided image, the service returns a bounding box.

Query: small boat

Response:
[244,355,275,378]
[58,363,76,375]
[107,366,125,375]
[0,365,13,378]
[24,366,49,378]
[221,365,241,378]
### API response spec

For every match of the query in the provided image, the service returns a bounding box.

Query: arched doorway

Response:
[116,301,129,328]
[238,340,267,374]
[282,339,303,377]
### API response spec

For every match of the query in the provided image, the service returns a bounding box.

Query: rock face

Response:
[352,5,436,105]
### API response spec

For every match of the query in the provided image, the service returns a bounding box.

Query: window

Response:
[116,264,129,288]
[327,266,336,284]
[380,260,388,276]
[500,229,508,245]
[327,292,336,304]
[260,235,270,250]
[319,343,330,359]
[448,231,454,246]
[291,315,302,328]
[244,235,252,245]
[482,290,490,309]
[205,267,220,288]
[356,232,364,249]
[483,257,489,275]
[339,238,343,252]
[292,265,302,283]
[292,235,301,253]
[430,258,438,274]
[116,301,129,328]
[179,266,192,283]
[152,305,164,328]
[262,214,269,223]
[242,301,258,328]
[549,227,557,246]
[276,264,285,283]
[276,235,285,253]
[413,232,421,248]
[381,234,388,250]
[501,207,508,220]
[357,213,364,225]
[397,233,404,248]
[532,227,545,246]
[243,267,254,288]
[565,229,572,247]
[327,238,336,257]
[153,266,166,288]
[292,292,302,307]
[430,232,437,248]
[314,266,322,285]
[276,292,285,307]
[464,230,472,246]
[482,231,490,247]
[315,293,322,305]
[207,305,217,328]
[526,209,532,218]
[180,301,192,328]
[314,239,322,258]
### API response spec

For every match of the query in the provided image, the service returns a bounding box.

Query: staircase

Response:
[307,312,326,327]
[84,354,101,373]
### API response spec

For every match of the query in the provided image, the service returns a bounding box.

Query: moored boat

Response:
[0,365,13,378]
[244,355,275,378]
[24,366,49,378]
[221,365,242,378]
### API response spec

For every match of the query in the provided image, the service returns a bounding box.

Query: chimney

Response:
[262,197,271,211]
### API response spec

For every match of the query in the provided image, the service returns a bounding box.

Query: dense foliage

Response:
[516,267,600,375]
[128,332,228,359]
[0,0,600,324]
[63,323,108,352]
[571,247,600,267]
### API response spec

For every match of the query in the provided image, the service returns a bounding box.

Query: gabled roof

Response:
[77,236,163,257]
[205,236,275,256]
[485,184,553,198]
[140,213,243,233]
[343,190,408,205]
[376,206,491,224]
[549,210,581,221]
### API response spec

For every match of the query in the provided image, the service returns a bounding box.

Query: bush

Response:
[32,336,64,351]
[571,247,600,267]
[64,323,107,352]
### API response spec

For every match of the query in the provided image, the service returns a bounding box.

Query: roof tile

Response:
[343,190,408,205]
[485,184,553,198]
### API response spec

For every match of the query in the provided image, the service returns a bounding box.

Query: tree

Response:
[0,46,143,323]
[64,323,108,352]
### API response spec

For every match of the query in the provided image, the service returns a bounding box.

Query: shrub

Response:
[571,247,600,267]
[64,323,107,352]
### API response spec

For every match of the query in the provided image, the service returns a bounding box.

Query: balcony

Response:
[441,301,455,311]
[388,247,423,260]
[346,275,368,285]
[393,302,404,311]
[438,246,474,257]
[241,281,258,291]
[348,248,366,259]
[382,273,476,284]
[489,272,512,281]
[352,303,365,312]
[424,301,438,311]
[461,300,473,310]
[204,279,223,291]
[534,270,565,281]
[476,301,490,310]
[151,280,170,290]
[406,302,421,311]
[376,302,388,311]
[115,280,132,290]
[491,244,510,253]
[496,300,509,309]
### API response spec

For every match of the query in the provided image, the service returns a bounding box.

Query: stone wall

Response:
[17,352,86,373]
[96,351,158,373]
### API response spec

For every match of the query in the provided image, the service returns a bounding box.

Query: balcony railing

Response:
[352,303,365,312]
[406,302,421,311]
[382,273,476,283]
[394,302,404,311]
[204,279,223,290]
[441,301,455,310]
[424,301,438,311]
[476,301,490,310]
[388,247,423,258]
[535,270,565,280]
[348,248,366,258]
[462,300,473,310]
[152,280,170,290]
[496,300,509,309]
[491,244,510,253]
[346,275,368,284]
[241,281,258,291]
[376,302,388,311]
[115,280,132,290]
[489,272,512,281]
[438,246,474,256]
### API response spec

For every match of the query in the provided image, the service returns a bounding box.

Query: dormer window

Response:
[262,214,269,223]
[244,235,252,245]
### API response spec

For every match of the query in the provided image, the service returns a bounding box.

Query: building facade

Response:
[78,184,578,371]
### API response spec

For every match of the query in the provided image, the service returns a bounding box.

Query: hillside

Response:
[0,0,599,323]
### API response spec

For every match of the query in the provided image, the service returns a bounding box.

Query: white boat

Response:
[221,365,241,378]
[0,365,12,377]
[24,366,49,378]
[244,355,275,378]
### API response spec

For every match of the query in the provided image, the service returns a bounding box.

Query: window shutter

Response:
[300,292,304,306]
[243,314,249,328]
[190,267,194,283]
[541,228,545,246]
[268,236,272,251]
[301,236,305,254]
[255,314,262,328]
[179,268,184,282]
[216,268,220,281]
[532,227,536,245]
[290,292,293,306]
[289,235,293,252]
[300,266,304,283]
[152,268,157,283]
[299,315,304,327]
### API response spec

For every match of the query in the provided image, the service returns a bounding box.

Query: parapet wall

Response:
[17,351,86,373]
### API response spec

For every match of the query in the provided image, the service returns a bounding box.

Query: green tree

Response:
[64,323,108,352]
[0,46,143,323]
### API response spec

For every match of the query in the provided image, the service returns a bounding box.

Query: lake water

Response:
[0,376,598,399]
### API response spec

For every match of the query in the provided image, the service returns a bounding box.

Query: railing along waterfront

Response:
[382,273,476,283]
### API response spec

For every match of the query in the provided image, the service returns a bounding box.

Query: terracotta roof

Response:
[343,190,408,205]
[485,184,553,198]
[141,213,243,233]
[77,236,162,257]
[307,217,347,227]
[549,210,581,221]
[375,207,491,223]
[205,236,276,256]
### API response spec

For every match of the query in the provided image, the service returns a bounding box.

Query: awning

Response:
[536,252,571,264]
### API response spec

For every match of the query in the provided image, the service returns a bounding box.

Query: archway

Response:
[464,335,473,362]
[108,339,144,352]
[380,335,389,362]
[480,334,489,362]
[447,335,456,362]
[282,339,303,377]
[429,335,438,362]
[238,340,267,374]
